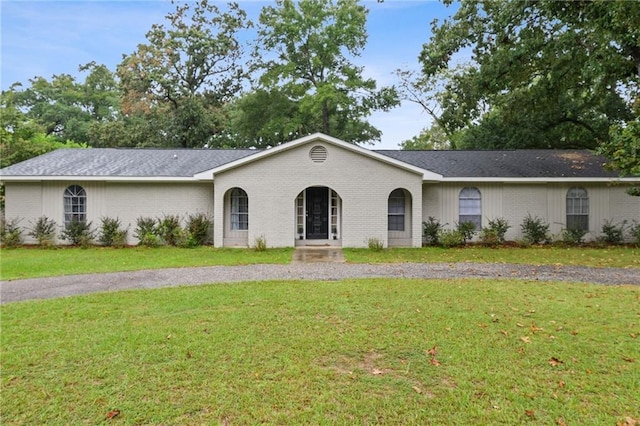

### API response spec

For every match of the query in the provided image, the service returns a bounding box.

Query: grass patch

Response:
[344,246,640,269]
[2,279,639,424]
[0,246,293,280]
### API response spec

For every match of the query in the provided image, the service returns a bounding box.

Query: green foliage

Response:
[629,221,640,245]
[134,217,159,247]
[400,124,451,150]
[366,237,385,251]
[599,118,640,196]
[479,217,511,246]
[60,220,95,248]
[520,214,551,245]
[418,0,638,150]
[252,0,399,144]
[456,221,476,243]
[438,229,465,248]
[117,1,249,148]
[156,215,183,247]
[27,216,57,247]
[561,228,588,246]
[598,219,626,245]
[185,213,212,247]
[99,217,128,247]
[253,235,267,252]
[0,217,23,248]
[422,216,444,246]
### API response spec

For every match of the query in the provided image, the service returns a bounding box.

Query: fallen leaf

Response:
[430,358,441,366]
[412,386,422,394]
[478,323,488,328]
[106,409,120,420]
[570,330,578,336]
[630,332,637,339]
[558,380,566,388]
[516,323,525,328]
[549,357,564,366]
[617,417,639,426]
[530,323,544,332]
[557,417,567,426]
[372,369,383,375]
[426,346,437,356]
[520,336,532,344]
[525,409,535,418]
[499,330,508,336]
[621,356,635,363]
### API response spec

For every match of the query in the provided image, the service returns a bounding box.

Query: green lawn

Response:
[344,246,640,269]
[0,246,294,280]
[2,279,638,424]
[0,245,638,281]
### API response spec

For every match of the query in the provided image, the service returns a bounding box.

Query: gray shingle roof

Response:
[375,149,620,178]
[0,147,623,179]
[0,148,259,177]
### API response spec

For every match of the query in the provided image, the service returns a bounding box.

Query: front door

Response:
[306,187,329,239]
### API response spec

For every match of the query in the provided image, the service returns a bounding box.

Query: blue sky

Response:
[1,0,457,149]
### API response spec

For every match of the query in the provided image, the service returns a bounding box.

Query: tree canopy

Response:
[116,0,250,148]
[243,0,399,145]
[418,0,639,152]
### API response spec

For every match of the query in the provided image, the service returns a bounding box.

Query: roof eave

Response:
[0,176,201,183]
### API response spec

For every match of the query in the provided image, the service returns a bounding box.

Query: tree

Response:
[6,63,120,146]
[400,124,451,150]
[250,0,399,145]
[117,0,250,148]
[599,117,640,195]
[419,0,639,150]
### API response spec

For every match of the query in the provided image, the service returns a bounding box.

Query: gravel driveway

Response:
[2,262,639,304]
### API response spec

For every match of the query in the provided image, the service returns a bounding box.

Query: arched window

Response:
[566,187,589,231]
[388,189,406,231]
[64,185,86,225]
[459,187,481,230]
[230,188,248,230]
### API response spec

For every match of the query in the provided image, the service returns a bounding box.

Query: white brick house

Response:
[1,133,639,247]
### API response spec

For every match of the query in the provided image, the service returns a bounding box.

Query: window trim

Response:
[566,187,589,231]
[388,189,406,232]
[230,188,248,231]
[63,185,87,226]
[459,187,482,230]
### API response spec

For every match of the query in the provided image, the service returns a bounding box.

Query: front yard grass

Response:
[344,245,640,269]
[2,278,638,424]
[0,246,294,280]
[1,245,638,281]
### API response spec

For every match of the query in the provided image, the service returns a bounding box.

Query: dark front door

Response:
[306,187,329,239]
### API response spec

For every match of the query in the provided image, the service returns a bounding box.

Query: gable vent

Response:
[309,145,328,163]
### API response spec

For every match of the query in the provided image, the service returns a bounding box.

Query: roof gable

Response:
[193,133,437,180]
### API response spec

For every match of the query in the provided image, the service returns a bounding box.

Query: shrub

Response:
[60,220,95,248]
[456,221,476,243]
[0,217,23,248]
[479,217,510,246]
[135,217,158,247]
[520,214,550,245]
[598,219,626,245]
[561,227,588,245]
[438,229,465,248]
[185,213,212,246]
[28,216,57,247]
[423,217,444,246]
[366,237,385,251]
[253,234,267,251]
[157,214,183,246]
[630,221,640,245]
[99,217,128,247]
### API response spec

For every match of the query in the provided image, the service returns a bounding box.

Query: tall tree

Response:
[3,63,119,146]
[117,0,250,148]
[249,0,399,145]
[419,0,639,150]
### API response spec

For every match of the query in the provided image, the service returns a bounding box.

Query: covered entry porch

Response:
[294,186,342,247]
